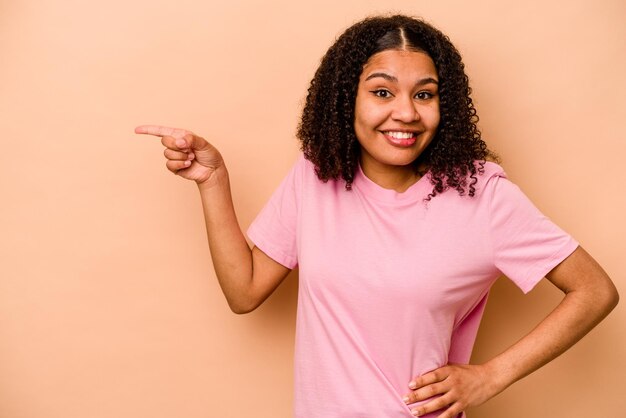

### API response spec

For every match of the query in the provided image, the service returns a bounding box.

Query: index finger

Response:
[409,367,449,390]
[135,125,190,139]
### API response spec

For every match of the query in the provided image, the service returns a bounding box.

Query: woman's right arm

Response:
[135,125,291,313]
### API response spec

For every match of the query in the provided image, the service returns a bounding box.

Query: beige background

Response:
[1,0,624,417]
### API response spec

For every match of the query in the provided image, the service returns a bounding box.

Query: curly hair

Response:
[297,15,497,197]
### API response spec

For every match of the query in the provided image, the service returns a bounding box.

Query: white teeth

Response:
[385,131,415,139]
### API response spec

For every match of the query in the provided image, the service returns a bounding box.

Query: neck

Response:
[360,162,422,193]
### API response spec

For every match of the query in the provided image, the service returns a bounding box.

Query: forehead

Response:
[361,49,437,77]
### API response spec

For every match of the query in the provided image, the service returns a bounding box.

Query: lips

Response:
[381,130,418,147]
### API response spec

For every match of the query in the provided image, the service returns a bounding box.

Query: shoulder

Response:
[283,153,316,184]
[282,153,346,197]
[471,161,508,196]
[473,161,538,211]
[429,161,508,198]
[299,153,346,189]
[478,160,507,180]
[292,153,318,174]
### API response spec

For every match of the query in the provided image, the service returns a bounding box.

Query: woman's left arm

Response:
[404,246,619,417]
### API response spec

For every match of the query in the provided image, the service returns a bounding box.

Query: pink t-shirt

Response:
[247,155,578,418]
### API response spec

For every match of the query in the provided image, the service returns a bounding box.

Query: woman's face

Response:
[354,49,440,182]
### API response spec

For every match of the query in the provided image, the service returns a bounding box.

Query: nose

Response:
[391,95,419,123]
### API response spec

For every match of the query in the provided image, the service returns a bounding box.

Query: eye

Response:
[415,91,436,100]
[371,89,393,98]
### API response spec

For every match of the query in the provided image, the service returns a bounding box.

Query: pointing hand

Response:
[135,125,224,185]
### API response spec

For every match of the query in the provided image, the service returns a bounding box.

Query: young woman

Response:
[136,15,618,418]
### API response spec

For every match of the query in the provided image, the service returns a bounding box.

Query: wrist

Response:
[480,359,514,397]
[197,164,229,191]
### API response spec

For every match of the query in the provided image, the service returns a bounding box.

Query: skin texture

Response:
[403,246,618,417]
[134,125,290,314]
[354,50,440,192]
[135,121,619,416]
[135,50,619,417]
[297,15,493,198]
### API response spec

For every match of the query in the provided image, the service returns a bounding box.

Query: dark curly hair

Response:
[297,14,497,197]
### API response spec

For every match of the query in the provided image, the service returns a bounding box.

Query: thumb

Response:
[182,133,210,151]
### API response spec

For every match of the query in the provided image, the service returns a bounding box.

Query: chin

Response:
[387,150,424,166]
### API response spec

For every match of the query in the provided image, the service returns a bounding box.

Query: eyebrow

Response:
[365,72,439,86]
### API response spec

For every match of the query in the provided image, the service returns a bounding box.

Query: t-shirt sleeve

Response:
[246,156,303,269]
[487,174,579,293]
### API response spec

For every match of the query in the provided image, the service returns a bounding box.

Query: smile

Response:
[382,130,418,147]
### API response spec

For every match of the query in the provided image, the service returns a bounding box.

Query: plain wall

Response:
[1,0,624,417]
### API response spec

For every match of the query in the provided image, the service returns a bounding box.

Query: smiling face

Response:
[354,49,440,190]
